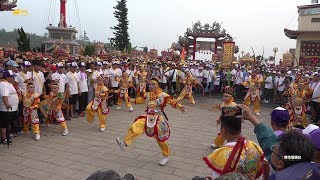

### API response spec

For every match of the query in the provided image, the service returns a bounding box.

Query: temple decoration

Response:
[94,42,111,60]
[240,53,255,64]
[0,0,17,11]
[173,21,239,63]
[44,0,80,55]
[282,51,294,67]
[284,3,320,66]
[222,42,235,67]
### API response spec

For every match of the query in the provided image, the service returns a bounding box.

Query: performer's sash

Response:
[145,114,158,137]
[39,98,51,120]
[119,88,127,98]
[91,98,102,111]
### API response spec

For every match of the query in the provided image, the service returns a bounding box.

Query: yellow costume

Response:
[176,73,200,104]
[204,139,264,179]
[22,91,41,136]
[135,70,148,97]
[243,76,263,114]
[116,73,133,110]
[117,79,184,165]
[213,101,237,147]
[285,83,311,128]
[86,83,109,131]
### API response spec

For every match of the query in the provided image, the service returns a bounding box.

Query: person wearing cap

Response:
[176,71,202,104]
[21,80,41,140]
[86,75,109,132]
[66,62,80,118]
[51,63,67,94]
[0,70,19,144]
[302,124,319,162]
[243,73,263,116]
[116,77,185,166]
[270,107,290,137]
[115,72,134,111]
[15,61,32,93]
[237,104,316,174]
[77,62,88,117]
[43,80,69,136]
[274,72,286,105]
[234,67,244,99]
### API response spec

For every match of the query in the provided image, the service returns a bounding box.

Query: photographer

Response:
[203,109,265,179]
[237,104,318,179]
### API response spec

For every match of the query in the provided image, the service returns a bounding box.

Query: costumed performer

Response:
[86,75,110,132]
[176,71,202,104]
[210,86,237,149]
[243,73,263,116]
[116,72,134,111]
[22,80,41,140]
[116,77,185,166]
[42,80,69,136]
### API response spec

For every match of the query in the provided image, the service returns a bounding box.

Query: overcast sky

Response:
[0,0,311,60]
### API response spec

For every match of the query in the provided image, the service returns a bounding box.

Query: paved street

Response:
[0,96,275,180]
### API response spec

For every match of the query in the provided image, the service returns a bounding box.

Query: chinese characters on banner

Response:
[222,42,235,67]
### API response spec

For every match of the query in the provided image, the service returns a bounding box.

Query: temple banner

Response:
[222,42,235,67]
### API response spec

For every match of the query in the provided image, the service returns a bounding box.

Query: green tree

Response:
[110,0,131,52]
[84,43,95,56]
[17,27,31,52]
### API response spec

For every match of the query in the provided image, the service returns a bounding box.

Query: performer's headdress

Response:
[24,79,34,87]
[223,86,234,101]
[51,79,59,88]
[149,77,160,86]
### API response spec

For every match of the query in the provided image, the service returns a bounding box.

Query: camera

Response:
[221,106,242,117]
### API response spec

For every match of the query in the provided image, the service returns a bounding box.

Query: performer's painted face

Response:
[27,84,35,93]
[51,85,59,93]
[148,81,158,92]
[222,94,231,103]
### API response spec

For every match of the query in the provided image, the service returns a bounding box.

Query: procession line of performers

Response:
[16,60,319,170]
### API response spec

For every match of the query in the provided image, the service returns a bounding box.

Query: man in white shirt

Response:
[51,63,67,94]
[124,64,135,98]
[311,74,320,125]
[0,70,19,144]
[77,62,89,117]
[66,62,80,118]
[275,73,286,105]
[108,62,122,106]
[234,68,243,98]
[15,61,32,93]
[32,60,45,96]
[165,64,177,95]
[263,71,274,103]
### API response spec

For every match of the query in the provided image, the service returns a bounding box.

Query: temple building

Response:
[284,0,320,66]
[44,0,80,55]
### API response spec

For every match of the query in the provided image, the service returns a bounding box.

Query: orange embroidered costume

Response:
[41,81,68,136]
[116,78,184,166]
[204,137,264,180]
[176,72,201,104]
[22,81,41,140]
[211,86,237,148]
[243,74,263,115]
[86,76,110,132]
[116,72,134,111]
